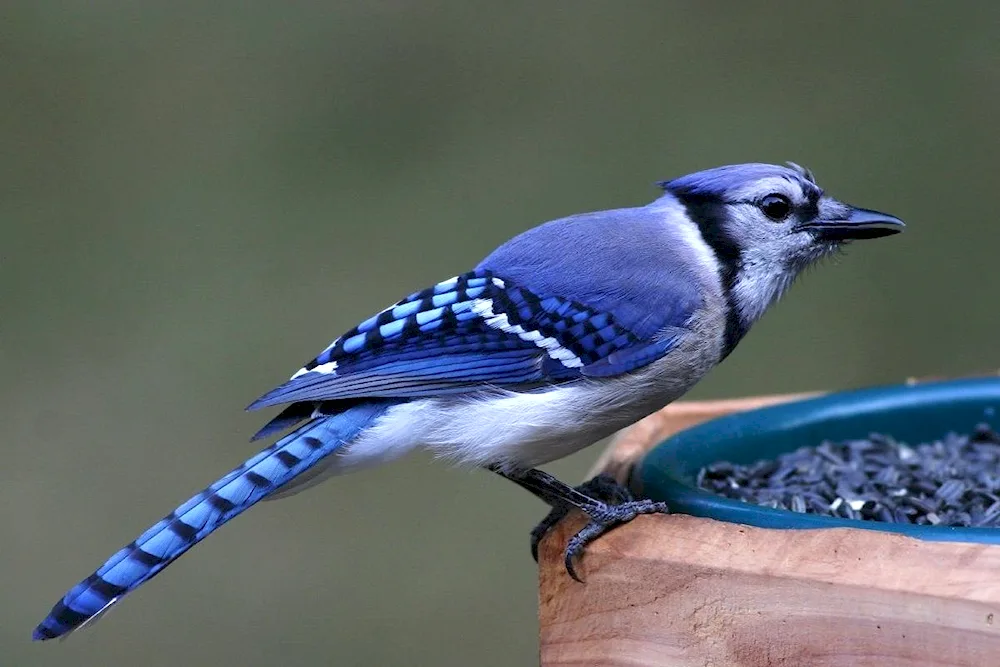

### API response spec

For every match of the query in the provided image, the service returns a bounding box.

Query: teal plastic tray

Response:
[634,377,1000,543]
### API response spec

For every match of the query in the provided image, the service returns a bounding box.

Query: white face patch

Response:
[721,191,836,327]
[728,256,797,325]
[469,299,583,368]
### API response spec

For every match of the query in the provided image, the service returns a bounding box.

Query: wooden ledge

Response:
[539,514,1000,666]
[539,386,1000,666]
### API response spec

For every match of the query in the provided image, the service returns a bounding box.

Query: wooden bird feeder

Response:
[538,382,1000,667]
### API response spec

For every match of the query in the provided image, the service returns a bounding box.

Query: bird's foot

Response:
[529,474,630,561]
[529,474,670,582]
[559,496,670,582]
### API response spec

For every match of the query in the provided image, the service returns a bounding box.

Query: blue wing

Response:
[247,270,692,429]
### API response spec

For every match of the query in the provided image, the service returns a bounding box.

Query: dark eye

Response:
[760,194,792,221]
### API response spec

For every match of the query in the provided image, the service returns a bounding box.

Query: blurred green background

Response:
[3,2,998,665]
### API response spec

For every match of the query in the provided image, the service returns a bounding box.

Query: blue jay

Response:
[34,162,903,640]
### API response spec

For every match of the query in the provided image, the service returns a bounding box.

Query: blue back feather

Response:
[476,207,703,338]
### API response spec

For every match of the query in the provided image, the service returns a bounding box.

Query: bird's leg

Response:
[489,465,670,581]
[526,473,635,561]
[486,468,581,561]
[485,468,566,556]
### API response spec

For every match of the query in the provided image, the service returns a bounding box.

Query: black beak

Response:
[797,206,905,241]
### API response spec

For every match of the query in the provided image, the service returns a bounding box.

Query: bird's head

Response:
[659,162,904,330]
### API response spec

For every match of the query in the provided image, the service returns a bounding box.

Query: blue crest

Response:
[658,162,817,197]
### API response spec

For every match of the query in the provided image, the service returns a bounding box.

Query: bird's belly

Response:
[414,351,713,469]
[484,323,723,468]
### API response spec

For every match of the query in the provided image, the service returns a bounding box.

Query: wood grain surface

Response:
[538,388,1000,666]
[539,514,1000,666]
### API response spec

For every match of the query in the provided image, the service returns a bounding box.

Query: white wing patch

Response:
[291,360,338,380]
[470,299,583,368]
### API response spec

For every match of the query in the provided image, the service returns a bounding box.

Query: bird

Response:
[33,162,904,641]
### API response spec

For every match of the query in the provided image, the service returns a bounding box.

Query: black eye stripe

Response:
[798,198,820,221]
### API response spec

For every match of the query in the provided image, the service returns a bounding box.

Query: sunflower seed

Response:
[696,424,1000,528]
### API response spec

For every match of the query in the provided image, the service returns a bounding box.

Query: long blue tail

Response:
[33,401,390,641]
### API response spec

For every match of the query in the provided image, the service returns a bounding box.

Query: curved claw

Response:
[563,520,609,582]
[521,472,670,579]
[565,547,581,582]
[561,499,671,582]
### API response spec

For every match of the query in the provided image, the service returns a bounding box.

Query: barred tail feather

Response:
[32,401,391,641]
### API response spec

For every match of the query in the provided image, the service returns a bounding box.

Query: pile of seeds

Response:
[696,424,1000,527]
